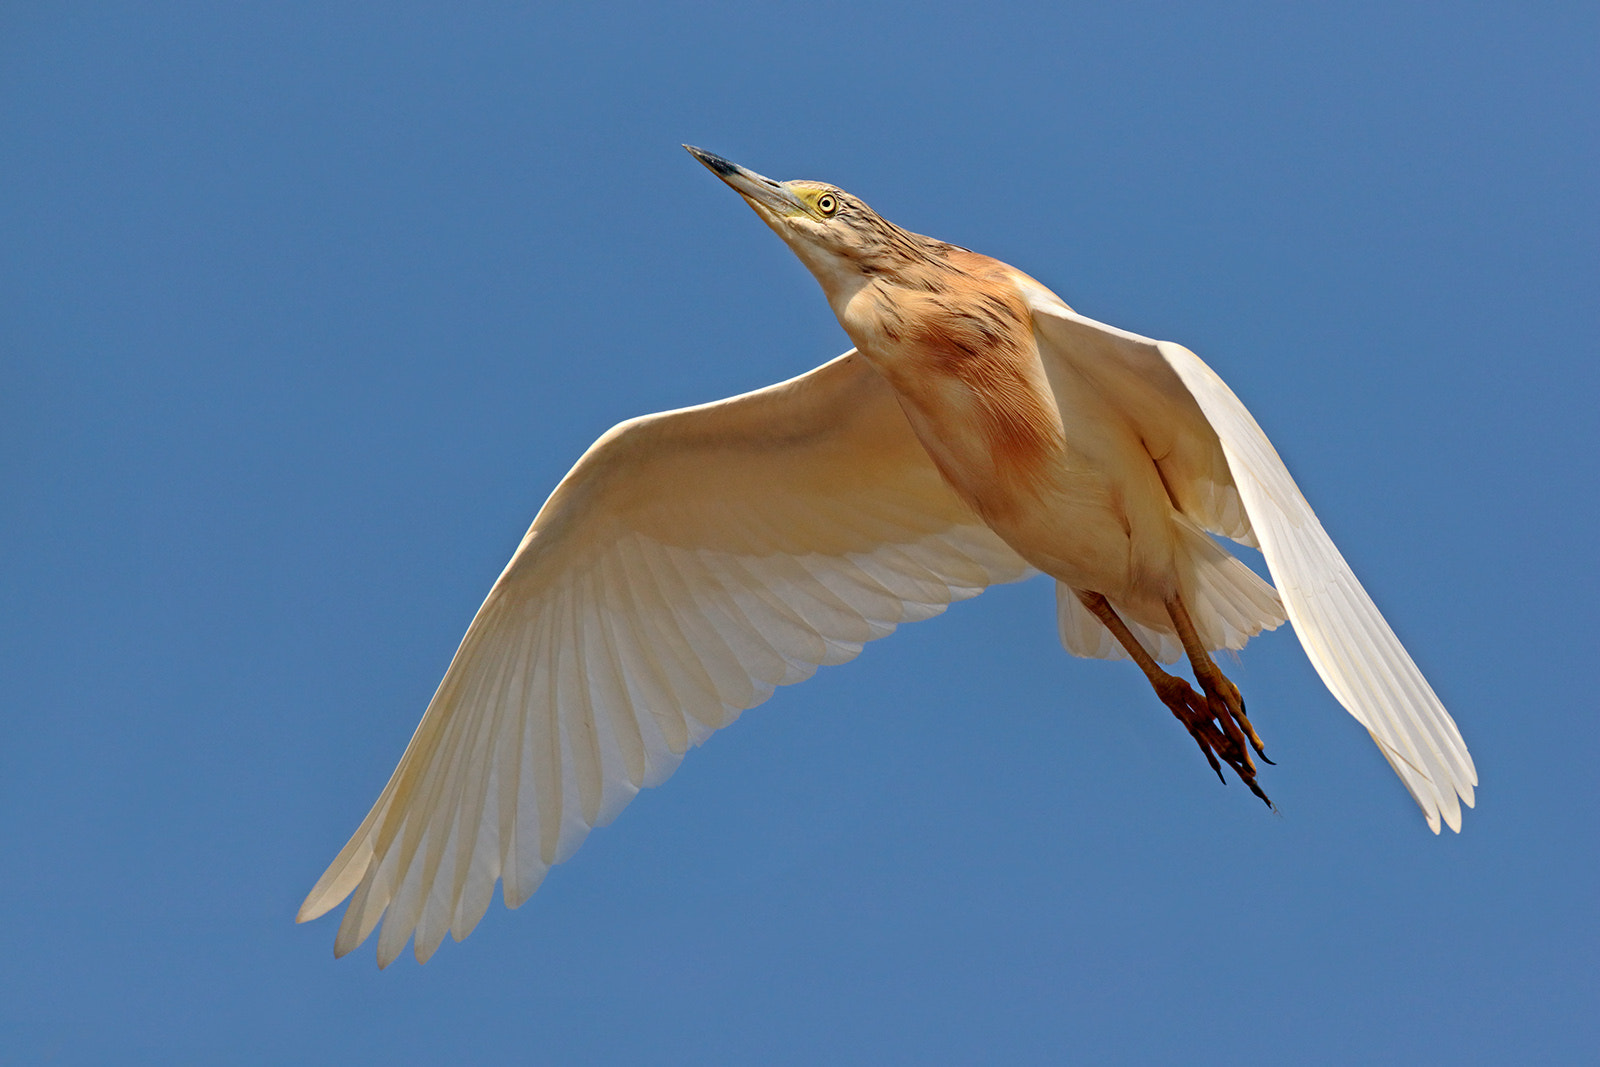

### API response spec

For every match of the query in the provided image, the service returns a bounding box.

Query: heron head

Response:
[685,145,947,306]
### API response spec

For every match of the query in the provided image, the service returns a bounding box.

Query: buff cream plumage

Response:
[298,147,1475,966]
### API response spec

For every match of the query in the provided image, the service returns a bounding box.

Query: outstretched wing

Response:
[299,351,1032,965]
[1027,292,1477,834]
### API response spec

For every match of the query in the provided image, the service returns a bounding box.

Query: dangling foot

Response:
[1153,673,1273,807]
[1202,669,1272,764]
[1074,590,1273,807]
[1165,593,1274,768]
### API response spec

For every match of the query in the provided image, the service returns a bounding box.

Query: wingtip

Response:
[375,931,406,969]
[295,890,333,925]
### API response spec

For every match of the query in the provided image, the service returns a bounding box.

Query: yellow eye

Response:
[815,193,839,217]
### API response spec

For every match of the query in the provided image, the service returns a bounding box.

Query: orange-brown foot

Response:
[1154,675,1273,807]
[1195,669,1274,767]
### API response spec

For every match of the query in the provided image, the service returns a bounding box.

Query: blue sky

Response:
[3,3,1596,1063]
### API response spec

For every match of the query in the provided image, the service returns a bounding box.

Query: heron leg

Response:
[1075,591,1270,804]
[1164,594,1271,763]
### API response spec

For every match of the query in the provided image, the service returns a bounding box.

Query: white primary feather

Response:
[1027,293,1477,834]
[298,351,1033,965]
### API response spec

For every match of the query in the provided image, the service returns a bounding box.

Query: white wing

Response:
[1027,293,1477,834]
[298,351,1032,965]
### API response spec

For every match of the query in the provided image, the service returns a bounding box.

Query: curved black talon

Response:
[1243,776,1274,808]
[1182,721,1224,781]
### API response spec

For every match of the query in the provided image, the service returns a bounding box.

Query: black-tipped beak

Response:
[683,145,805,218]
[683,145,742,178]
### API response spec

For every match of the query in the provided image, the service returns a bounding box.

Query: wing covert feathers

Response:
[299,352,1032,965]
[1028,294,1476,834]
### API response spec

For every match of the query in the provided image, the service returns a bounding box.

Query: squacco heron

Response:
[299,146,1477,966]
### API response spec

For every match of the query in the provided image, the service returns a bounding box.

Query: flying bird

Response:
[299,146,1477,966]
